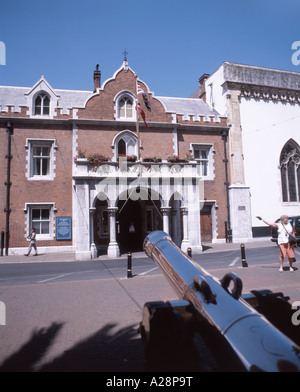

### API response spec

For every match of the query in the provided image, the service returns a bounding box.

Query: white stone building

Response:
[194,62,300,240]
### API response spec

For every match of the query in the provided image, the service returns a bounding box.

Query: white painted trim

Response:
[24,203,57,241]
[24,76,60,118]
[172,128,178,156]
[190,143,215,180]
[111,130,138,161]
[25,139,57,181]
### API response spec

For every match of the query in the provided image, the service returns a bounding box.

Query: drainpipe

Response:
[222,129,232,243]
[4,122,13,255]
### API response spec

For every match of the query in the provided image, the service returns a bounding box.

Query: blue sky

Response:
[0,0,299,97]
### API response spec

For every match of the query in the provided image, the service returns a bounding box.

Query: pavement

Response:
[0,238,299,373]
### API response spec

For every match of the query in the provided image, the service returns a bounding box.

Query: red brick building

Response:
[0,60,229,259]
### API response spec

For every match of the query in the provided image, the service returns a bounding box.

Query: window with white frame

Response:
[34,94,50,116]
[26,139,57,180]
[192,145,213,177]
[117,94,134,120]
[32,208,50,235]
[25,203,56,240]
[33,145,51,176]
[113,131,137,160]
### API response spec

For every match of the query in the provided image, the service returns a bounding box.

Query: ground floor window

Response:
[24,203,56,240]
[31,208,50,235]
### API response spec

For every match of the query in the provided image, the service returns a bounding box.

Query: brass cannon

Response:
[140,231,300,372]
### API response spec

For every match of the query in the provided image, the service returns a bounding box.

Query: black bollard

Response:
[0,231,4,256]
[241,244,248,267]
[127,252,133,278]
[187,247,192,258]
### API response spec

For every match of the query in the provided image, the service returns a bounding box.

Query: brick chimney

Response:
[93,64,101,92]
[198,73,210,102]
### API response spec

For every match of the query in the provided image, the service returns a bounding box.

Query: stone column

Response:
[107,207,120,258]
[225,85,253,241]
[180,206,191,252]
[225,88,245,185]
[75,181,91,261]
[161,207,171,234]
[89,207,97,259]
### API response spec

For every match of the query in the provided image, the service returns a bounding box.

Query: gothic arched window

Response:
[34,94,50,116]
[118,96,133,119]
[280,140,300,202]
[112,131,138,161]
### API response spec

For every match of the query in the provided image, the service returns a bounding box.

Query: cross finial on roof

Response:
[123,49,128,62]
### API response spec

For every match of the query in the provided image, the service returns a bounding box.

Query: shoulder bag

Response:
[283,224,297,246]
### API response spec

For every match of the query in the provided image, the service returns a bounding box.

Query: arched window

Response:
[113,131,138,160]
[34,94,50,116]
[118,95,134,119]
[280,140,300,202]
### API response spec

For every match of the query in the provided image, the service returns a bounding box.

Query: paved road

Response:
[0,242,299,373]
[0,242,295,287]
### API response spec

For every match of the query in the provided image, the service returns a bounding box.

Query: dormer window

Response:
[118,96,133,119]
[34,94,50,116]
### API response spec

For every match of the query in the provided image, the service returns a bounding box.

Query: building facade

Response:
[195,62,300,240]
[0,60,230,259]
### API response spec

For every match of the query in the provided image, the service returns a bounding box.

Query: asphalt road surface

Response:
[0,243,296,287]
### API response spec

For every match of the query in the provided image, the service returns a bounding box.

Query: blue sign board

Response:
[56,217,72,240]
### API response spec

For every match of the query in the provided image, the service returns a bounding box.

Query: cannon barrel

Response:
[143,231,300,372]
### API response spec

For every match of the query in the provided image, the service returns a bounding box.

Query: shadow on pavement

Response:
[0,322,64,372]
[0,321,211,372]
[0,322,145,372]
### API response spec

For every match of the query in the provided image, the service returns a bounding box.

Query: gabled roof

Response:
[0,62,223,120]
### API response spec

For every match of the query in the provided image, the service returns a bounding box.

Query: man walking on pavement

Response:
[25,227,38,256]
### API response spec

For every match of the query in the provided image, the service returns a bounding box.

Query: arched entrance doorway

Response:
[117,198,142,252]
[93,197,109,256]
[116,188,163,253]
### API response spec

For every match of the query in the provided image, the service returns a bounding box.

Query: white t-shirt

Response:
[277,222,293,245]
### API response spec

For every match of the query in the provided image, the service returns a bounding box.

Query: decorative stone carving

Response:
[240,84,300,103]
[280,149,300,167]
